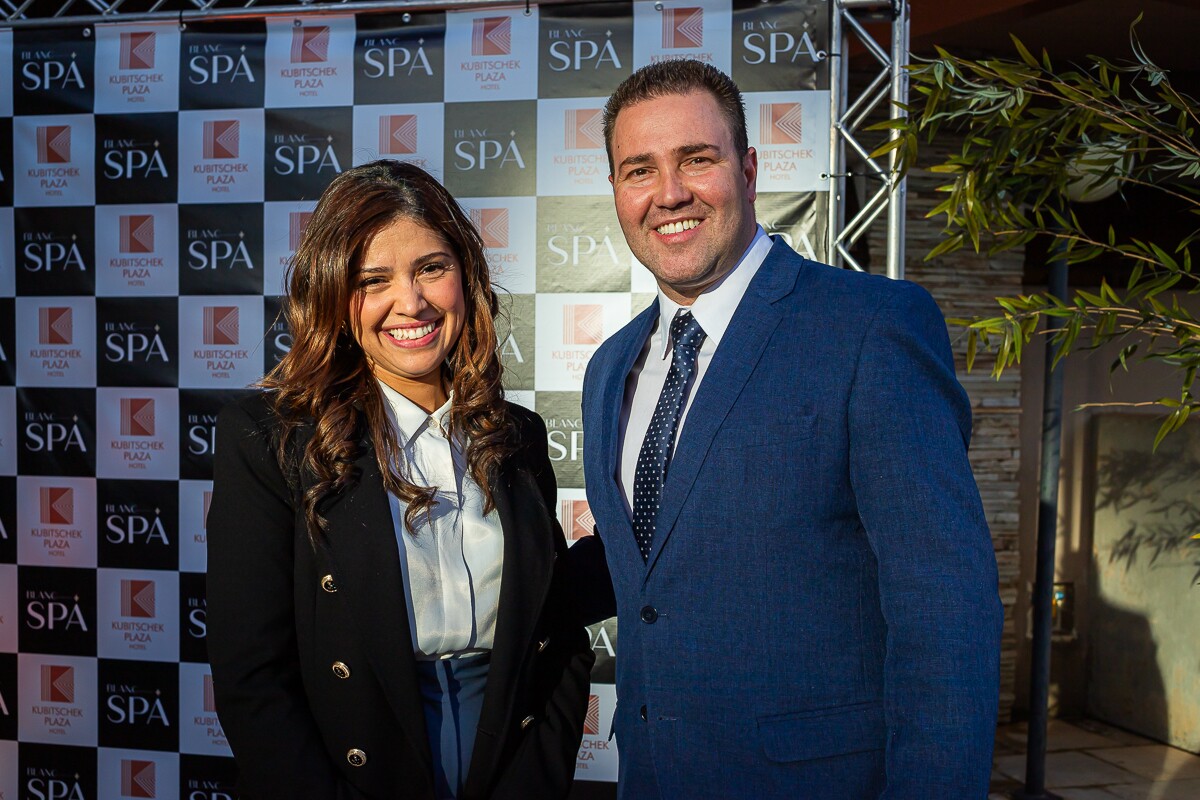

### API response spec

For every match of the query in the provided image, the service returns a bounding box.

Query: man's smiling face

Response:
[609,90,758,305]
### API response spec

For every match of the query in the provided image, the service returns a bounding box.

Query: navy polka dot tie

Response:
[632,309,706,561]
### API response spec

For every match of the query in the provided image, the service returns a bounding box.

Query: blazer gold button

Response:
[520,715,535,730]
[346,748,367,767]
[537,637,550,652]
[320,575,337,593]
[332,661,351,679]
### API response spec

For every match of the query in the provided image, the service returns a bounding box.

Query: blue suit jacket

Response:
[578,240,1003,798]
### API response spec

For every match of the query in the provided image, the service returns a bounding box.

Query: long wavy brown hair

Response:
[262,159,517,539]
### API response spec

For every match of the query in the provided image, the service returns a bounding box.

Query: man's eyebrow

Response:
[617,152,653,172]
[617,142,721,172]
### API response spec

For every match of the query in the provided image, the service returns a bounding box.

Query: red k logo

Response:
[40,487,74,525]
[583,695,601,735]
[39,307,72,345]
[379,114,418,155]
[37,125,71,164]
[120,215,155,254]
[120,32,156,70]
[469,208,509,249]
[121,579,156,618]
[203,306,239,346]
[564,109,604,150]
[202,120,239,160]
[289,211,313,251]
[120,398,156,437]
[563,304,604,345]
[41,665,74,703]
[472,17,512,56]
[291,26,330,63]
[760,103,802,145]
[203,674,217,712]
[662,7,703,48]
[121,759,156,798]
[560,499,595,540]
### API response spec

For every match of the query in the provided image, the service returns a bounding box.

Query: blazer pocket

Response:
[756,700,884,763]
[712,413,817,450]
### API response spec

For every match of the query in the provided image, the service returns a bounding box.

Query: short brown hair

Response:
[602,59,748,174]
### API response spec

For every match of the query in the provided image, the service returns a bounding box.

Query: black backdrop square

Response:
[98,657,180,751]
[179,20,267,110]
[18,387,97,477]
[97,480,180,571]
[0,297,14,384]
[179,571,209,664]
[14,206,96,296]
[18,742,98,799]
[96,297,179,387]
[178,203,265,296]
[94,113,179,204]
[19,565,97,657]
[0,477,16,563]
[179,389,252,480]
[12,28,96,116]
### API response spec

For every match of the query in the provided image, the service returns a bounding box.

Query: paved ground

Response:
[990,719,1200,799]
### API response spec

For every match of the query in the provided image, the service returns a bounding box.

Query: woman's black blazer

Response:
[206,394,594,800]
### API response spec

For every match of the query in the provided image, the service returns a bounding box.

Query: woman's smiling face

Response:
[350,216,466,400]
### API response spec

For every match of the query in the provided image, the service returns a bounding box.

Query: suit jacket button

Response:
[639,705,647,721]
[346,748,367,767]
[332,661,351,679]
[320,575,337,593]
[640,605,658,624]
[537,636,550,652]
[520,715,535,730]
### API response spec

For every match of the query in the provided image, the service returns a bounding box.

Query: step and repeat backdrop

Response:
[0,1,830,796]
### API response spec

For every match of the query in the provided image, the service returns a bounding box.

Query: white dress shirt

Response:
[379,382,504,660]
[617,226,773,516]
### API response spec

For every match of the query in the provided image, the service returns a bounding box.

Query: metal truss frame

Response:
[829,0,909,278]
[3,0,910,278]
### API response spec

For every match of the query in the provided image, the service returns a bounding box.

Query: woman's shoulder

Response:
[503,401,547,439]
[218,391,277,429]
[216,391,311,447]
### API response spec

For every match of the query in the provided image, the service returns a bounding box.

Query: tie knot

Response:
[670,309,705,356]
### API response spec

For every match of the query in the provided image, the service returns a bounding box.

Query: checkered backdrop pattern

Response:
[0,1,830,795]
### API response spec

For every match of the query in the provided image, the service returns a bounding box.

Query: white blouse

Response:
[378,382,504,660]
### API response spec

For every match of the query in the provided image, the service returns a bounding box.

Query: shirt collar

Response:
[378,380,454,448]
[654,225,772,360]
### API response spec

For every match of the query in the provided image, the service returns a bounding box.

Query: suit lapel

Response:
[595,304,658,568]
[645,241,801,577]
[465,458,556,794]
[319,442,433,772]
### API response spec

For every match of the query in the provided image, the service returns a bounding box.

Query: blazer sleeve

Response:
[490,407,596,800]
[205,399,346,800]
[846,283,1004,798]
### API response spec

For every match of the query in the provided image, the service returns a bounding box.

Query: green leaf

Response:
[868,137,906,159]
[1011,34,1040,69]
[926,233,965,260]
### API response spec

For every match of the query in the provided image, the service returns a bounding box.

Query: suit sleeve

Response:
[490,408,597,800]
[847,283,1004,798]
[205,401,344,800]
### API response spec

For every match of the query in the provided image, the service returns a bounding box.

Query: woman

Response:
[206,160,594,800]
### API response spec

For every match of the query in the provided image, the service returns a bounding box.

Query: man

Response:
[577,60,1003,798]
